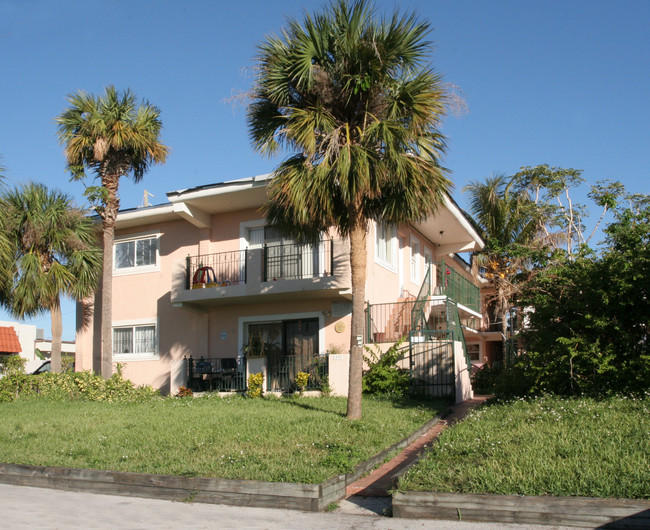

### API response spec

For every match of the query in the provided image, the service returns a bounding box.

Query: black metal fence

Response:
[186,356,246,392]
[266,353,329,392]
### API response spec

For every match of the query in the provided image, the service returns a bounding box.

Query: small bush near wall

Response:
[247,372,264,398]
[362,340,410,397]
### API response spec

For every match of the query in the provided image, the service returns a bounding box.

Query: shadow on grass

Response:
[276,395,347,418]
[275,394,448,419]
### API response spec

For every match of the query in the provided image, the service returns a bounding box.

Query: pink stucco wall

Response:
[76,203,479,395]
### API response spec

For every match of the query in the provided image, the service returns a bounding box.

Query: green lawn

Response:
[0,394,443,484]
[398,395,650,499]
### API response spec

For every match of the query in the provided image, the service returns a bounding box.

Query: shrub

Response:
[0,369,160,403]
[61,354,75,373]
[295,371,309,395]
[362,340,410,397]
[472,362,533,398]
[0,354,26,376]
[320,375,331,397]
[247,372,264,398]
[176,385,193,398]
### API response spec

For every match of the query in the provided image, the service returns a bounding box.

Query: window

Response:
[424,248,434,290]
[410,236,420,283]
[113,323,157,358]
[114,235,158,273]
[467,343,481,362]
[375,222,396,268]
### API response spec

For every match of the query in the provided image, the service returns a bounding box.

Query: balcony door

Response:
[251,226,323,281]
[245,317,319,391]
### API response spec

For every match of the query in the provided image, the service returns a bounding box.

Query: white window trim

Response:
[423,247,434,290]
[466,342,482,363]
[239,219,267,250]
[374,222,397,272]
[112,318,159,361]
[410,235,421,285]
[113,231,161,276]
[238,311,325,361]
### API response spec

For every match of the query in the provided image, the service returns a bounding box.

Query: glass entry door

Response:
[246,317,319,391]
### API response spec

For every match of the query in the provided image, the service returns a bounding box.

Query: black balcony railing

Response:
[263,239,333,282]
[186,250,247,289]
[187,356,245,392]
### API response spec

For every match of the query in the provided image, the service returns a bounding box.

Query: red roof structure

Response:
[0,326,22,354]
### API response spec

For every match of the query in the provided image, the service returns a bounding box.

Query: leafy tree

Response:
[512,165,626,255]
[248,0,451,419]
[519,198,649,395]
[0,183,101,373]
[463,175,546,360]
[56,86,169,378]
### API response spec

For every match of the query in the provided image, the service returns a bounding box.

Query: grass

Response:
[0,394,443,484]
[398,394,650,499]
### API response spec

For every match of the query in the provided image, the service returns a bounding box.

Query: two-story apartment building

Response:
[75,174,484,398]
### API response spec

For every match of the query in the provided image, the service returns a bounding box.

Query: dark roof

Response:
[0,326,22,354]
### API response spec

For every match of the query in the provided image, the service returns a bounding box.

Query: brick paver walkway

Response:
[346,395,490,498]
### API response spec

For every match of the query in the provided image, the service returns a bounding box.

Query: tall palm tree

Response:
[248,0,451,419]
[464,175,545,360]
[0,183,101,372]
[56,86,169,378]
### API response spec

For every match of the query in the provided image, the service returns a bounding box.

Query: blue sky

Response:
[1,0,648,339]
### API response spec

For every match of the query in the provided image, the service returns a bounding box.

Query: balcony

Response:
[172,239,350,308]
[187,250,247,289]
[263,240,333,281]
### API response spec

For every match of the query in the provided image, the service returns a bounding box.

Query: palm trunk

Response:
[497,282,508,364]
[346,224,367,420]
[100,173,119,379]
[50,298,62,373]
[101,224,114,378]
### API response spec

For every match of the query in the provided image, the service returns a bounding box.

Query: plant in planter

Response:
[295,371,309,395]
[247,372,264,398]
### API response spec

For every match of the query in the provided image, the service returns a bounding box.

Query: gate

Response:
[409,330,455,399]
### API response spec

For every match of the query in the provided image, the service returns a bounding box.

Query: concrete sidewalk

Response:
[0,483,576,529]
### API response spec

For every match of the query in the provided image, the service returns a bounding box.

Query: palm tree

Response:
[56,86,169,378]
[0,161,9,293]
[463,175,545,361]
[248,0,451,419]
[0,183,101,372]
